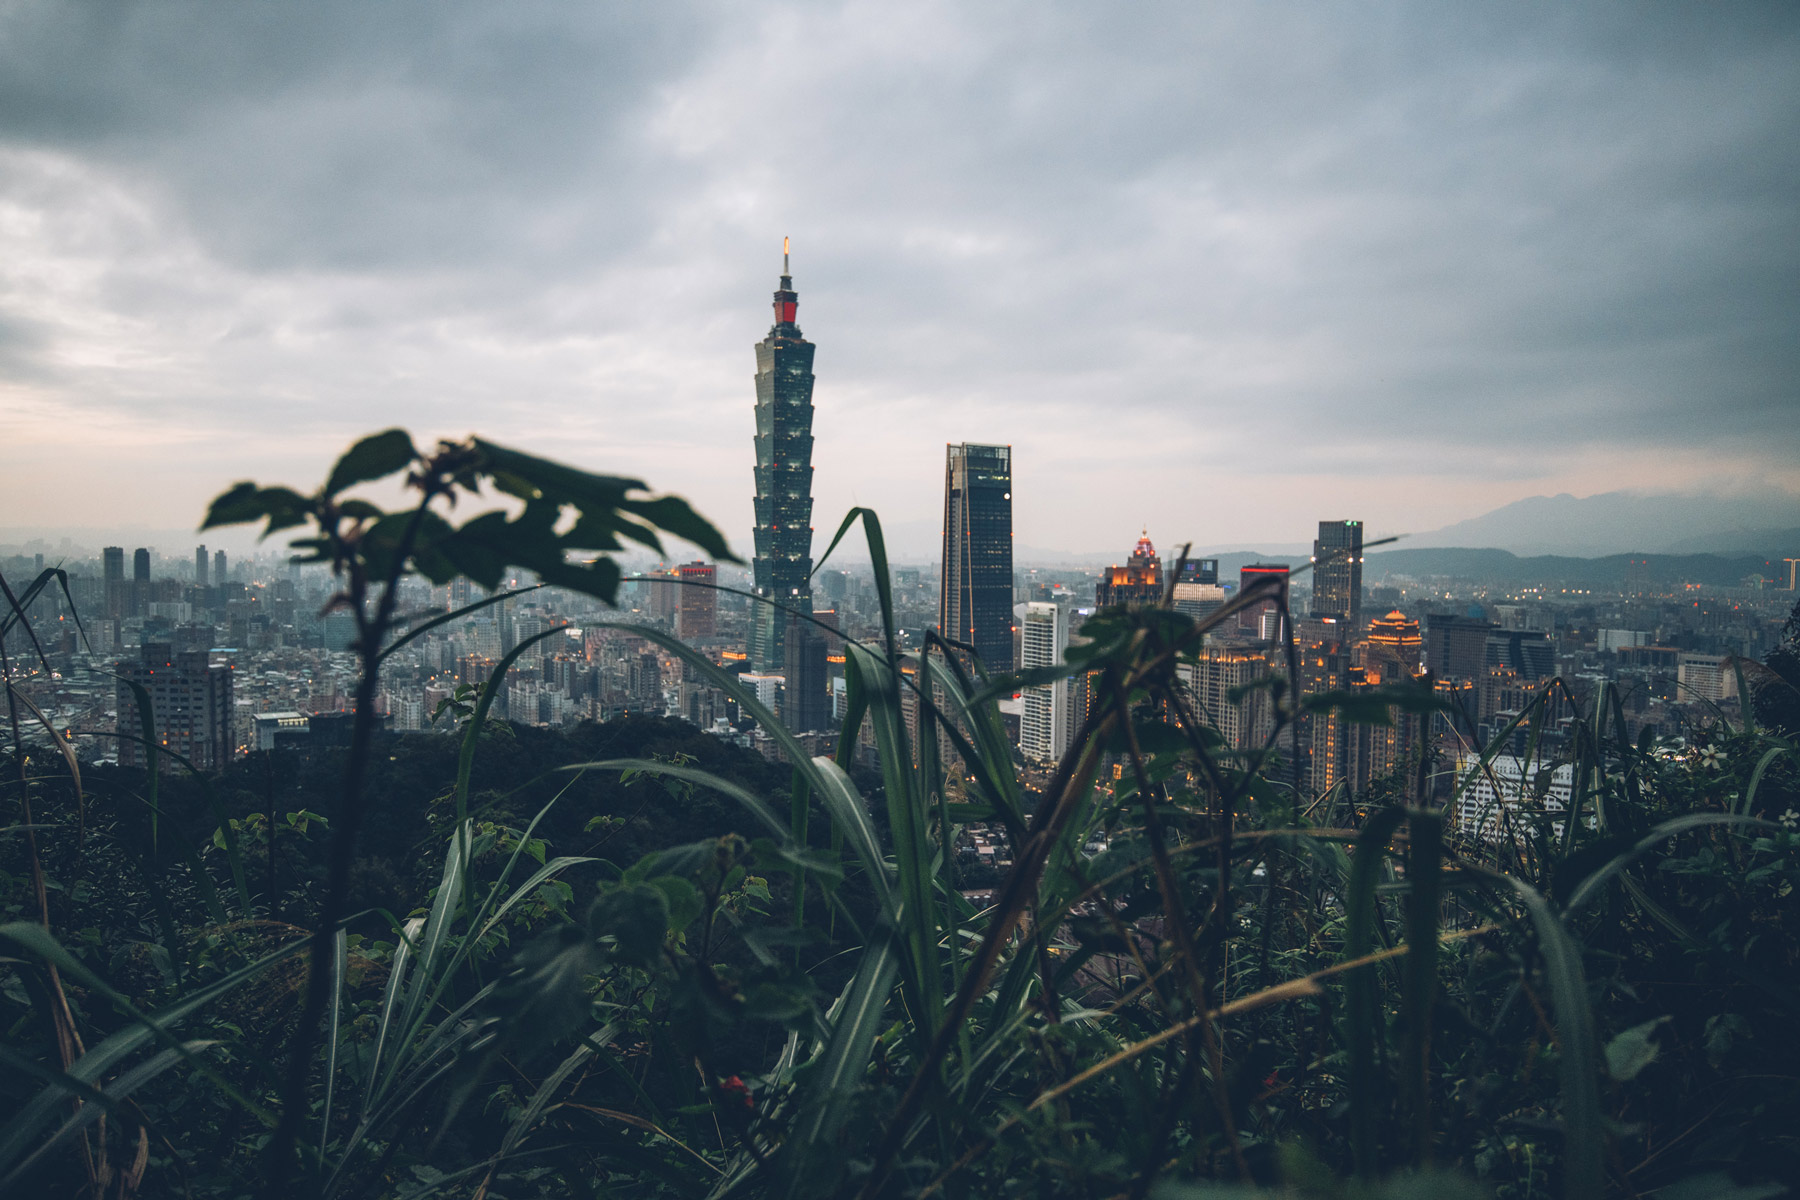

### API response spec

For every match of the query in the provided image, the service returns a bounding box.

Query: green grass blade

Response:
[1403,809,1443,1161]
[0,1040,217,1191]
[1565,812,1778,912]
[1740,746,1789,816]
[1470,867,1602,1199]
[0,922,304,1145]
[453,627,568,830]
[1344,804,1408,1176]
[808,756,895,912]
[778,935,900,1197]
[362,915,424,1119]
[319,929,348,1155]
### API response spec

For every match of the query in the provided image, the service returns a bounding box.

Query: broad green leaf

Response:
[324,428,417,496]
[1604,1016,1669,1082]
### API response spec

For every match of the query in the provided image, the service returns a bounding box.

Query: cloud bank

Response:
[1,2,1796,558]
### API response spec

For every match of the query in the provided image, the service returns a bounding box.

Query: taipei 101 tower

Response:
[748,239,817,670]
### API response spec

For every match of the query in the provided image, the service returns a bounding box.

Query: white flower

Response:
[1699,746,1727,769]
[1780,809,1798,830]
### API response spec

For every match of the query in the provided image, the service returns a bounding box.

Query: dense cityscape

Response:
[3,252,1795,842]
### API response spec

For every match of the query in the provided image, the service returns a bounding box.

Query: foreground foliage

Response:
[3,431,1798,1199]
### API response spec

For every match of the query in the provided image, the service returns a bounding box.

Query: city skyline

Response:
[2,5,1797,558]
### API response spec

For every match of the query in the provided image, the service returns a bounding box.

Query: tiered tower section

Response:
[749,242,817,670]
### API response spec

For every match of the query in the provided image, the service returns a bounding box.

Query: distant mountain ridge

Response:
[1362,546,1793,589]
[1399,491,1800,558]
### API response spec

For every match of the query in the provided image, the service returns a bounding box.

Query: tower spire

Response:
[783,235,789,276]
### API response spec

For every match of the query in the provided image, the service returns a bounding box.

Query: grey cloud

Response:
[0,1,1796,545]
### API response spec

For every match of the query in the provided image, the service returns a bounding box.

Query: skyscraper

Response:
[749,240,817,671]
[103,546,126,621]
[132,548,151,618]
[195,545,209,588]
[1310,519,1363,625]
[781,611,831,735]
[1019,601,1069,763]
[675,561,718,641]
[1096,531,1162,609]
[939,443,1014,671]
[1238,563,1290,640]
[214,550,228,586]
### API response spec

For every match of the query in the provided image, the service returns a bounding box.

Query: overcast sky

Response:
[2,2,1796,562]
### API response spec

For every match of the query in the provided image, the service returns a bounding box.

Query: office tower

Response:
[1785,558,1799,591]
[1176,558,1220,586]
[103,546,127,620]
[675,562,718,641]
[132,548,151,617]
[1019,601,1069,763]
[939,443,1014,671]
[115,642,235,771]
[1310,520,1363,625]
[1096,531,1162,609]
[648,568,680,625]
[781,611,831,735]
[1172,583,1227,625]
[1423,613,1496,680]
[214,549,227,585]
[749,241,818,671]
[1238,563,1290,638]
[1485,629,1554,681]
[195,545,209,588]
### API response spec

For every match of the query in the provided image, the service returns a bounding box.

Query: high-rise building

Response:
[749,241,818,671]
[1181,644,1275,750]
[1176,558,1220,586]
[1423,614,1496,680]
[1096,531,1162,609]
[1019,601,1070,763]
[1298,639,1351,796]
[132,548,151,618]
[1310,520,1363,625]
[1364,609,1423,679]
[675,561,718,641]
[648,568,680,625]
[1238,563,1290,638]
[214,549,228,586]
[116,642,235,771]
[781,612,831,735]
[940,443,1014,671]
[103,546,127,620]
[195,545,209,588]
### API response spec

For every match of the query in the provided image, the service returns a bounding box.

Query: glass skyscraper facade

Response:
[749,249,817,670]
[1310,519,1364,624]
[939,442,1014,672]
